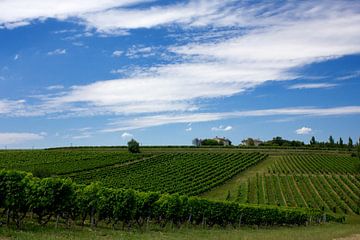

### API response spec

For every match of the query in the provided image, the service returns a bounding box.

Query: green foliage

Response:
[255,154,360,215]
[310,136,316,145]
[71,152,267,196]
[0,170,32,227]
[339,138,343,147]
[31,168,53,178]
[0,150,148,175]
[348,137,353,148]
[128,139,140,153]
[0,170,331,228]
[201,139,222,146]
[261,137,304,147]
[269,155,358,174]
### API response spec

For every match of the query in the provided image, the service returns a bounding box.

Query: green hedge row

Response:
[0,170,335,228]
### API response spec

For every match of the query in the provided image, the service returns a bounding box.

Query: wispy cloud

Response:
[0,0,146,29]
[121,132,133,139]
[288,83,338,90]
[336,71,360,80]
[14,54,20,60]
[211,125,232,131]
[29,1,359,117]
[102,106,360,132]
[0,1,359,129]
[0,132,45,145]
[47,49,67,56]
[185,127,192,132]
[112,50,123,57]
[295,127,312,135]
[46,85,64,90]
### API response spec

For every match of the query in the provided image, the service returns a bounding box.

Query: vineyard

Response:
[0,150,150,175]
[268,155,359,174]
[0,150,267,196]
[0,170,328,229]
[237,155,360,215]
[0,148,359,231]
[69,152,267,195]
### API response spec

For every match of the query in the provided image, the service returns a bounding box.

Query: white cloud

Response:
[0,0,146,29]
[288,83,338,89]
[0,132,45,145]
[47,49,66,56]
[72,134,92,139]
[125,46,155,58]
[121,132,133,139]
[46,85,64,90]
[295,127,312,135]
[185,127,192,132]
[22,1,357,117]
[3,21,30,29]
[336,71,360,80]
[112,50,123,57]
[0,1,359,125]
[14,54,20,60]
[81,1,227,32]
[211,125,232,131]
[103,106,360,131]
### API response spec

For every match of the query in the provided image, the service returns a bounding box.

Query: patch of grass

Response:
[1,222,360,240]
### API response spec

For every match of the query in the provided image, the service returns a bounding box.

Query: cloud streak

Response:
[288,83,338,90]
[103,106,360,132]
[0,132,45,145]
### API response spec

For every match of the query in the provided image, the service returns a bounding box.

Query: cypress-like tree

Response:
[339,138,343,147]
[348,137,353,148]
[329,135,335,147]
[310,136,316,145]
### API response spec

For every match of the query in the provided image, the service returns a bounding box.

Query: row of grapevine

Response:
[0,150,149,175]
[268,155,359,174]
[0,170,329,229]
[70,152,267,196]
[239,174,360,215]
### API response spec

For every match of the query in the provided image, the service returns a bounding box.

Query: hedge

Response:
[0,170,340,228]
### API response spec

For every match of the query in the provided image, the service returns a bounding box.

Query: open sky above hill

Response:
[0,0,360,147]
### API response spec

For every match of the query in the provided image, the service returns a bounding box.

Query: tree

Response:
[348,137,353,148]
[310,136,316,145]
[127,139,140,153]
[339,137,343,147]
[192,138,201,147]
[246,138,255,146]
[329,135,335,147]
[201,139,220,146]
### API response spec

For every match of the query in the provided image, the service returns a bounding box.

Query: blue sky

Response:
[0,0,360,148]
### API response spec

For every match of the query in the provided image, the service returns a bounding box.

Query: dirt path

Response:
[200,155,276,201]
[334,234,360,240]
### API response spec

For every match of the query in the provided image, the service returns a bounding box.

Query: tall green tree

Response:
[329,135,335,147]
[310,136,316,145]
[339,137,343,147]
[348,137,353,148]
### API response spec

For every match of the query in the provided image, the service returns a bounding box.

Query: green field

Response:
[236,155,360,215]
[0,147,359,239]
